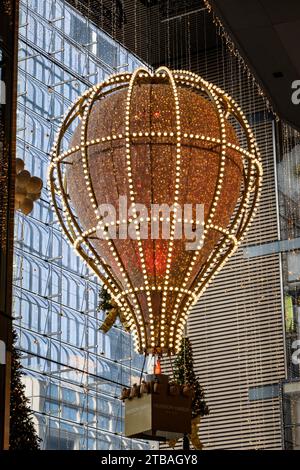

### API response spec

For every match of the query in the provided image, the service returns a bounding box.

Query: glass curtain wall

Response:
[14,0,150,450]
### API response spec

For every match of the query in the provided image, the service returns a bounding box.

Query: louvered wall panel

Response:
[184,49,286,450]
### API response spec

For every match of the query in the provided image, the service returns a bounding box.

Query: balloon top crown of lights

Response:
[48,67,262,356]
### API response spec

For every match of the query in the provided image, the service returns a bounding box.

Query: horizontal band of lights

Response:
[48,67,262,355]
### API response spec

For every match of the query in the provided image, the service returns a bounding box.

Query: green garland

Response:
[173,337,209,419]
[10,330,41,450]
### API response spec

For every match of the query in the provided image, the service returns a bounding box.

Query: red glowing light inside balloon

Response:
[144,240,168,277]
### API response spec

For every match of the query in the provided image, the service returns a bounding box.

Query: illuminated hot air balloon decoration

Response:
[49,67,262,357]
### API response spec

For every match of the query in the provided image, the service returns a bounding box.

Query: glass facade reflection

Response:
[278,124,300,449]
[14,0,150,450]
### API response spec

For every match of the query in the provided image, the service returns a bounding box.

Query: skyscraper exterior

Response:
[14,0,149,450]
[188,51,287,449]
[278,124,300,450]
[12,0,300,451]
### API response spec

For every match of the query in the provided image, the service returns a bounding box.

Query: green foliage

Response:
[173,337,209,419]
[10,330,41,450]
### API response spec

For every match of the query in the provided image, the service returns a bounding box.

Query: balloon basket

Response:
[123,374,192,441]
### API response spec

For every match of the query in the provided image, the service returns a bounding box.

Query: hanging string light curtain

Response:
[202,0,277,117]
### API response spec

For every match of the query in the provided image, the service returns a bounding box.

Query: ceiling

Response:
[210,0,300,130]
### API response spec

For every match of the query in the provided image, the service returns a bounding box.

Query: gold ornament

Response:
[16,170,30,189]
[16,158,25,174]
[99,306,119,333]
[129,384,140,399]
[27,176,43,194]
[169,383,180,396]
[188,416,203,450]
[19,198,33,215]
[49,67,262,355]
[140,380,149,394]
[99,298,131,333]
[120,387,131,400]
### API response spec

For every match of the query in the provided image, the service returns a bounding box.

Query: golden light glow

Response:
[48,67,262,356]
